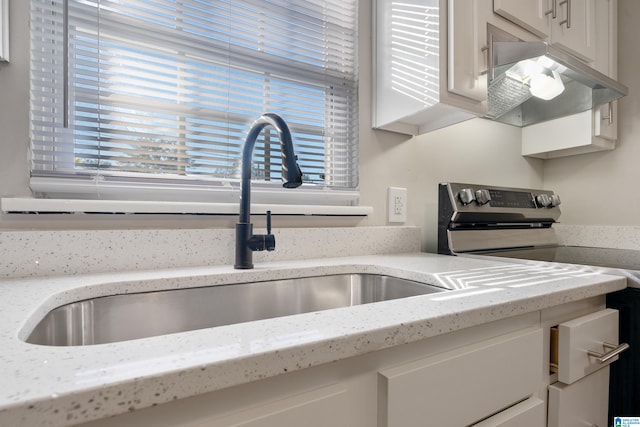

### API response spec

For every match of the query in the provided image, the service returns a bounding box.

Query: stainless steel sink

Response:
[26,274,444,346]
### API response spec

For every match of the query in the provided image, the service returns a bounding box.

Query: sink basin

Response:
[26,274,444,346]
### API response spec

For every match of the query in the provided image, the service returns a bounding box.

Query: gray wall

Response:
[0,0,29,200]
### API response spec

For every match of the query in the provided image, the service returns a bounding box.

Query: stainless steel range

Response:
[437,182,561,256]
[438,181,640,418]
[437,182,640,276]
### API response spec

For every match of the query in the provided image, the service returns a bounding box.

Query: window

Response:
[30,0,358,205]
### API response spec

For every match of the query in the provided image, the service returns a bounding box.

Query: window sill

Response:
[0,198,372,217]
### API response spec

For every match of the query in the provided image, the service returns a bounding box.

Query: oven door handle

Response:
[587,342,630,364]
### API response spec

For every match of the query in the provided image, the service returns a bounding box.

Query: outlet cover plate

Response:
[388,187,407,223]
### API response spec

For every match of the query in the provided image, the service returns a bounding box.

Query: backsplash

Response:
[0,226,421,279]
[555,224,640,250]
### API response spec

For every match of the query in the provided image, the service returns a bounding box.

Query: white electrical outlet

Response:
[388,187,407,223]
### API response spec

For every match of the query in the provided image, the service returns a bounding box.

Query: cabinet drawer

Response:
[378,328,542,427]
[557,308,621,384]
[471,397,545,427]
[548,366,609,427]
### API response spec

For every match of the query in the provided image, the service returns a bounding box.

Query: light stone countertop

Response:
[0,252,627,427]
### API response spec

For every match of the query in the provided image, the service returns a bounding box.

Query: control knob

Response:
[458,188,475,205]
[549,194,561,207]
[536,193,551,208]
[475,189,492,205]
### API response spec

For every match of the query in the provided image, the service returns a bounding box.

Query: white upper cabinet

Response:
[494,0,596,63]
[521,0,619,158]
[593,0,618,141]
[373,0,533,135]
[593,0,617,77]
[448,0,517,103]
[550,0,596,62]
[373,0,480,136]
[493,0,552,38]
[448,0,489,102]
[373,0,620,146]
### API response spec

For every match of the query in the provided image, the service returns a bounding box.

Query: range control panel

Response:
[449,183,561,210]
[439,182,562,224]
[457,187,561,209]
[438,182,562,255]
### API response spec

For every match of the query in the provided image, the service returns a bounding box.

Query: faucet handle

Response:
[266,210,272,234]
[264,210,275,251]
[247,233,275,251]
[247,211,276,252]
[264,234,275,251]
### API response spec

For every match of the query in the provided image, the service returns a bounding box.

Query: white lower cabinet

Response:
[545,306,626,427]
[556,308,621,384]
[191,383,350,427]
[472,397,545,427]
[80,299,621,427]
[548,366,610,427]
[378,328,544,427]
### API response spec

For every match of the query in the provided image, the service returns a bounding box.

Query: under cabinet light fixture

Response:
[486,25,628,127]
[505,58,566,101]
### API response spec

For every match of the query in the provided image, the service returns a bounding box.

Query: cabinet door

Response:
[197,384,350,427]
[448,0,489,102]
[550,0,596,62]
[83,383,354,427]
[378,328,543,427]
[548,366,610,427]
[592,0,617,141]
[593,0,616,76]
[471,397,545,427]
[493,0,552,38]
[557,308,621,384]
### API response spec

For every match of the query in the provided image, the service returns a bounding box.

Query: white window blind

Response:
[30,0,358,204]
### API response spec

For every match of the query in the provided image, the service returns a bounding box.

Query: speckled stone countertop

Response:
[0,253,626,426]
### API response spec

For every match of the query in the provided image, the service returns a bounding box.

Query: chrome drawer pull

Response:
[587,342,630,364]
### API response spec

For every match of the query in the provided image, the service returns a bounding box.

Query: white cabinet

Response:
[79,299,618,427]
[185,384,351,427]
[373,0,480,135]
[447,0,534,101]
[378,327,544,427]
[448,0,522,103]
[593,0,618,141]
[548,367,610,427]
[373,0,619,146]
[522,110,615,158]
[81,312,544,427]
[472,397,546,427]
[447,0,489,101]
[549,0,596,62]
[545,307,627,426]
[373,0,538,135]
[448,0,489,103]
[81,381,363,427]
[593,0,617,76]
[520,0,620,158]
[556,308,622,384]
[494,0,596,62]
[493,0,552,39]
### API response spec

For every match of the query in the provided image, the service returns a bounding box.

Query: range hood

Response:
[486,29,628,127]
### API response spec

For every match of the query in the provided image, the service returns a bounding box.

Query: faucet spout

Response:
[234,113,303,269]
